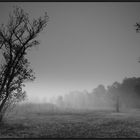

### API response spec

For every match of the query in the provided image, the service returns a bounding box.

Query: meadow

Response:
[1,104,140,138]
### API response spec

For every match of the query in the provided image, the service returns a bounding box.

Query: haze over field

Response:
[1,2,140,103]
[2,2,140,138]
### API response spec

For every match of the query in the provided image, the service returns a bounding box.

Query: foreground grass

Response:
[1,108,140,138]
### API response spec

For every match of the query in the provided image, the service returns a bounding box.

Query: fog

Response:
[18,77,140,113]
[1,3,140,113]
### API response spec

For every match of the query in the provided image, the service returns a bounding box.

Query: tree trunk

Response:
[0,95,8,122]
[0,112,3,123]
[116,96,119,112]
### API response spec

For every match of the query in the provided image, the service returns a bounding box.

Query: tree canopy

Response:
[0,6,48,121]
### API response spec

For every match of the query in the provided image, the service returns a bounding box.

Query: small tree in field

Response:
[107,82,121,112]
[0,6,48,122]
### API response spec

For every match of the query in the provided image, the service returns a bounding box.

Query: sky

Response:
[0,2,140,102]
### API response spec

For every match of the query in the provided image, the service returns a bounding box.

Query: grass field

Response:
[1,107,140,138]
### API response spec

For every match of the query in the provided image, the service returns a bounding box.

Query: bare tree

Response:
[0,6,48,122]
[135,23,140,64]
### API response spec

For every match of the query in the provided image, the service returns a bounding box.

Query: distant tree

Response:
[135,84,140,95]
[93,84,106,97]
[120,77,140,108]
[0,7,48,122]
[56,96,64,108]
[107,82,121,112]
[107,77,140,110]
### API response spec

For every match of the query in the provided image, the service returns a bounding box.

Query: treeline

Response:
[54,77,140,111]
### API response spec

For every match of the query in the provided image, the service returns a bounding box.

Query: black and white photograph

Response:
[0,2,140,138]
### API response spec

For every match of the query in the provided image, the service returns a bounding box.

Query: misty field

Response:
[1,105,140,138]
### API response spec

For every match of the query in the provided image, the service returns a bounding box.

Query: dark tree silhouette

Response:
[0,7,48,121]
[135,22,140,33]
[121,77,140,108]
[135,22,140,63]
[135,85,140,95]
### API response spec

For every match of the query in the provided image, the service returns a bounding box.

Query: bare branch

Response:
[0,7,48,119]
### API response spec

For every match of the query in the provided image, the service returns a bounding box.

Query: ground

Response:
[0,108,140,138]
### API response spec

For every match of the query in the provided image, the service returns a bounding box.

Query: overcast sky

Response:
[1,2,140,102]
